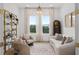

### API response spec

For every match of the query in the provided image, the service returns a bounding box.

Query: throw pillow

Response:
[55,34,63,41]
[61,37,67,44]
[64,37,73,43]
[22,36,28,44]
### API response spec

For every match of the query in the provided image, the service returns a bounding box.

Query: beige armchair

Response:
[5,39,30,55]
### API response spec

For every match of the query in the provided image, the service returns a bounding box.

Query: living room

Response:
[0,3,76,55]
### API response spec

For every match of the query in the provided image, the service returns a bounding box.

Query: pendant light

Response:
[37,5,42,15]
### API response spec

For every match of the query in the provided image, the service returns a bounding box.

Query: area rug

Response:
[30,42,54,55]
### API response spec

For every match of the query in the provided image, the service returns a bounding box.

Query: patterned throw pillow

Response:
[61,37,67,44]
[64,37,73,43]
[55,33,63,41]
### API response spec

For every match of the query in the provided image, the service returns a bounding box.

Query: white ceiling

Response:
[15,3,66,8]
[3,3,74,9]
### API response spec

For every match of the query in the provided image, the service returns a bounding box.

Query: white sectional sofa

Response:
[49,34,75,55]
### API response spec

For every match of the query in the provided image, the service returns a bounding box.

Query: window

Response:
[42,16,49,33]
[30,16,36,33]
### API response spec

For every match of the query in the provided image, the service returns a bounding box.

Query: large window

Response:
[30,16,36,33]
[42,16,49,33]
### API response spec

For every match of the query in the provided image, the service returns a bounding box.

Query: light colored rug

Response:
[30,42,54,55]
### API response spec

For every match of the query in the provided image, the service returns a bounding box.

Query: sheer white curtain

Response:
[41,8,54,41]
[24,8,54,41]
[36,8,54,41]
[49,8,54,36]
[24,8,38,40]
[36,14,42,41]
[24,8,29,35]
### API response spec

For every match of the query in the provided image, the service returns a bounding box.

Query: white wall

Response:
[75,3,79,43]
[17,8,25,37]
[75,3,79,55]
[60,3,75,40]
[53,8,63,33]
[0,3,4,42]
[0,3,4,55]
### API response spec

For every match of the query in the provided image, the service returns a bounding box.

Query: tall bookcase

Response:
[0,9,18,54]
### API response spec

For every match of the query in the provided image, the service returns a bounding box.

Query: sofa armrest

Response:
[55,41,75,55]
[13,39,30,55]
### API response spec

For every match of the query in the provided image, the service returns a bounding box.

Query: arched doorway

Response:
[53,20,61,35]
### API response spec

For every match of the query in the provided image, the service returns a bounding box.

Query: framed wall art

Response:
[65,13,72,27]
[71,12,75,27]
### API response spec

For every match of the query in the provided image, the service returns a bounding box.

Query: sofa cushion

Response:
[50,38,62,48]
[55,34,63,41]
